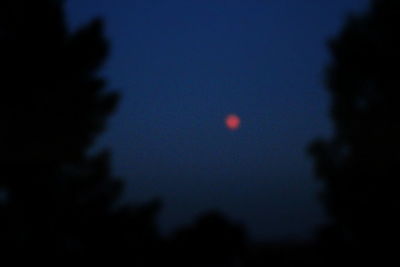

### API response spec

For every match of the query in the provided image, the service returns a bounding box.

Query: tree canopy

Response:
[0,0,160,261]
[309,0,400,261]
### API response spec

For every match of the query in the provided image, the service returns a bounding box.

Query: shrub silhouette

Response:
[170,211,247,266]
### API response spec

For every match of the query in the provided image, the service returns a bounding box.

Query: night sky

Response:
[66,0,370,241]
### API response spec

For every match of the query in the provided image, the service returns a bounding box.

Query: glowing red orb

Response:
[225,114,241,131]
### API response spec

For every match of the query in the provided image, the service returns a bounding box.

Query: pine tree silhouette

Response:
[309,0,400,262]
[0,0,160,261]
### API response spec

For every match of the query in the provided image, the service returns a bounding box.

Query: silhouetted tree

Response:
[0,0,160,261]
[309,0,400,262]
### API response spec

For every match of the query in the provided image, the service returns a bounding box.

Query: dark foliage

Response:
[0,0,160,261]
[309,0,400,263]
[169,211,248,266]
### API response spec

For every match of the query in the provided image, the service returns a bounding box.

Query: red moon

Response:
[225,114,241,131]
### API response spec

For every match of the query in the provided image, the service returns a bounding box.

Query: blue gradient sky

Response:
[66,0,370,241]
